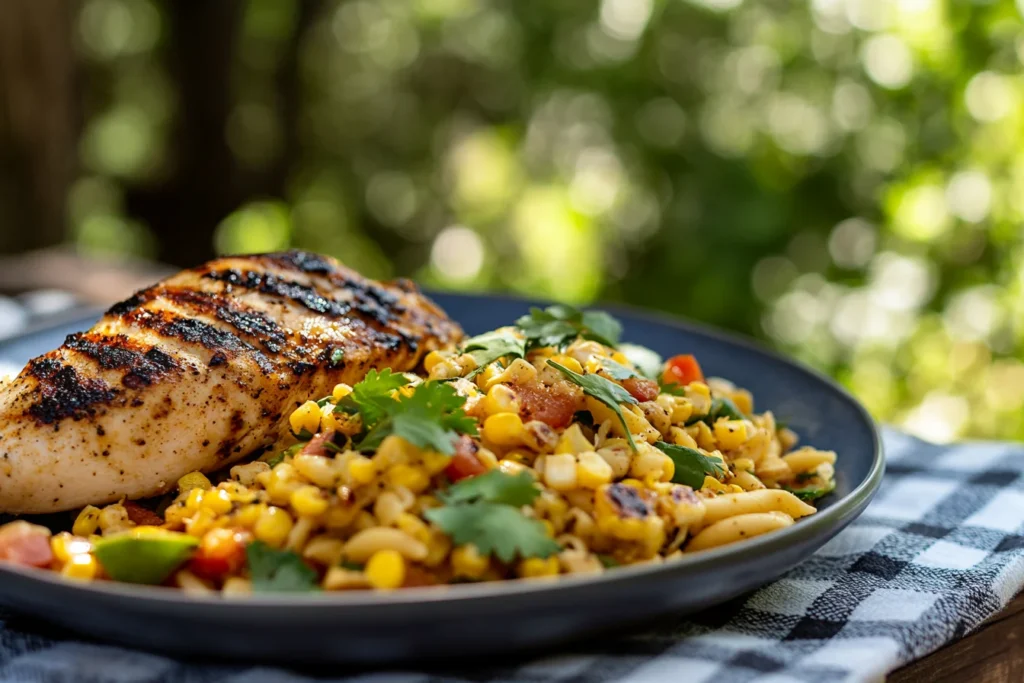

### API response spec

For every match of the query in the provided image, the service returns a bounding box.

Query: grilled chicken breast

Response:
[0,251,462,513]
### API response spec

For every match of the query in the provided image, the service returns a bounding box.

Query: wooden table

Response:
[2,249,1021,681]
[889,594,1024,681]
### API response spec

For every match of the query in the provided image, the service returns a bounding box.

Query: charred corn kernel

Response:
[348,455,376,484]
[423,350,447,374]
[332,382,354,401]
[289,400,321,435]
[577,451,613,489]
[222,577,252,596]
[98,504,132,533]
[232,503,265,529]
[366,549,405,590]
[451,544,489,579]
[584,356,603,374]
[254,506,294,548]
[550,354,583,374]
[490,358,538,387]
[429,357,463,380]
[290,485,329,517]
[201,488,233,515]
[544,453,578,491]
[387,464,430,493]
[483,412,525,447]
[303,536,345,566]
[421,450,450,475]
[482,383,520,416]
[556,423,593,455]
[701,475,729,493]
[396,513,430,543]
[293,454,337,488]
[474,362,502,390]
[518,556,560,578]
[320,403,340,432]
[714,419,748,450]
[72,506,101,537]
[177,471,212,492]
[61,553,98,580]
[498,458,527,475]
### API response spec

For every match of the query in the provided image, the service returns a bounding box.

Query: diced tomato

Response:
[622,377,659,403]
[123,500,164,527]
[189,528,250,580]
[663,354,704,387]
[444,435,488,482]
[517,383,577,429]
[301,430,338,457]
[0,522,53,568]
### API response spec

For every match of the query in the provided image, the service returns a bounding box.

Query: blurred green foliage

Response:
[70,0,1024,444]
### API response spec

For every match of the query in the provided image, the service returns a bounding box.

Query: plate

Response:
[0,292,883,665]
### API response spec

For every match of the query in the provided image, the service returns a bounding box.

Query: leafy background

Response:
[4,0,1024,443]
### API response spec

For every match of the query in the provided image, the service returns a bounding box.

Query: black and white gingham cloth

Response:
[0,427,1022,683]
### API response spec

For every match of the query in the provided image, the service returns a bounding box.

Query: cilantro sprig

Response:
[685,396,746,426]
[617,343,663,380]
[548,360,639,450]
[247,541,319,593]
[426,471,560,563]
[354,380,477,455]
[654,442,727,489]
[600,358,640,380]
[334,368,408,423]
[516,304,623,351]
[460,330,526,378]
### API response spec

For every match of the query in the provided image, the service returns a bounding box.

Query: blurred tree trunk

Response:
[0,0,78,254]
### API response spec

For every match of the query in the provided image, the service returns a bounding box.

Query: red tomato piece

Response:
[622,377,659,402]
[444,435,487,482]
[123,500,164,527]
[517,383,577,429]
[190,528,250,580]
[662,354,704,387]
[0,522,53,568]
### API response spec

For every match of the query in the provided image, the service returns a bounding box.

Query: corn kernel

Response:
[289,400,321,435]
[293,453,338,488]
[423,350,447,374]
[451,544,490,579]
[421,450,450,476]
[377,435,420,466]
[550,355,583,374]
[544,453,578,491]
[254,506,294,548]
[482,384,519,417]
[474,362,502,390]
[365,549,406,590]
[498,458,526,475]
[185,487,206,512]
[232,503,265,529]
[483,413,524,447]
[713,419,748,450]
[61,553,98,580]
[576,451,613,489]
[290,485,329,517]
[98,504,132,533]
[177,471,212,493]
[555,424,593,455]
[185,508,217,537]
[518,556,560,578]
[72,506,101,537]
[201,488,233,515]
[387,464,430,493]
[348,456,376,485]
[332,383,354,401]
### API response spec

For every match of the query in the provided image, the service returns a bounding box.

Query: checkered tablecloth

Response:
[0,428,1021,683]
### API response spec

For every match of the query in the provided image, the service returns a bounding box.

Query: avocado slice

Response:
[93,527,199,585]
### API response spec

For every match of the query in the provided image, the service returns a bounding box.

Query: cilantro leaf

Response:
[246,541,319,593]
[618,343,663,380]
[336,368,408,423]
[685,396,747,426]
[265,442,304,468]
[659,382,687,396]
[354,381,477,455]
[516,305,623,350]
[601,358,640,380]
[461,330,525,379]
[439,470,540,506]
[597,554,620,568]
[654,441,727,489]
[548,360,639,450]
[425,502,560,563]
[784,479,836,502]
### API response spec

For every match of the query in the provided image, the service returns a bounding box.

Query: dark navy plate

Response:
[0,292,883,665]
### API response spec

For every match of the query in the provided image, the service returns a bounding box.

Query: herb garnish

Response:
[654,442,727,489]
[516,304,623,350]
[354,380,477,455]
[460,330,526,379]
[246,541,319,593]
[548,360,639,450]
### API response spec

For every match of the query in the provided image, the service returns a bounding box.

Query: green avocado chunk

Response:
[93,528,199,585]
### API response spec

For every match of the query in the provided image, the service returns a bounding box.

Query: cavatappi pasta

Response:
[0,306,837,594]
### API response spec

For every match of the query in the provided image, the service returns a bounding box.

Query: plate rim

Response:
[0,291,884,611]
